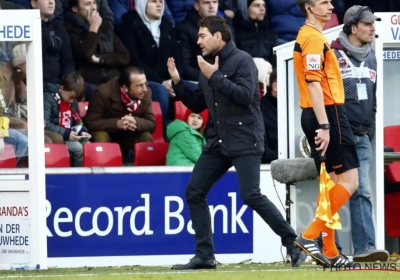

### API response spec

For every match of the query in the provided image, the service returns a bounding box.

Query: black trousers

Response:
[185,151,298,260]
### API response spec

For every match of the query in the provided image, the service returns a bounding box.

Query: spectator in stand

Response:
[166,108,207,166]
[55,0,114,24]
[9,0,114,24]
[110,0,175,30]
[119,0,196,127]
[0,45,29,167]
[267,0,305,44]
[109,0,135,29]
[219,0,237,22]
[44,73,90,167]
[0,44,64,144]
[31,0,75,84]
[85,67,155,164]
[0,42,12,72]
[165,0,195,23]
[64,0,130,100]
[0,88,28,166]
[177,0,229,81]
[331,0,345,24]
[260,69,278,164]
[0,1,25,71]
[234,0,278,67]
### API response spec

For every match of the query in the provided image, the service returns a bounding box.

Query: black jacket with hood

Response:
[119,0,181,83]
[172,40,265,157]
[42,16,75,83]
[233,0,278,67]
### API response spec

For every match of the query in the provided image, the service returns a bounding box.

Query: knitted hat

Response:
[184,109,209,132]
[12,44,27,67]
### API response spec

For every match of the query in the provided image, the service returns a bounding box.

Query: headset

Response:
[342,6,371,35]
[307,6,331,18]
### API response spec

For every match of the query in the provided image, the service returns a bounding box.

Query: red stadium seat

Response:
[134,142,169,166]
[44,144,70,167]
[384,125,400,237]
[323,13,339,30]
[82,143,122,167]
[78,101,89,118]
[0,145,17,168]
[384,125,400,183]
[174,101,188,121]
[385,191,400,237]
[151,102,164,142]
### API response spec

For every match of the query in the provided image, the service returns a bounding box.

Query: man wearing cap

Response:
[330,5,389,262]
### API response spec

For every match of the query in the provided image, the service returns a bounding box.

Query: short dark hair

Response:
[60,72,85,101]
[198,16,232,42]
[296,0,316,16]
[119,66,145,87]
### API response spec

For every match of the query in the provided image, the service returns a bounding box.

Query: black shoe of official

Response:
[171,257,217,270]
[288,246,307,267]
[294,234,331,267]
[328,253,354,268]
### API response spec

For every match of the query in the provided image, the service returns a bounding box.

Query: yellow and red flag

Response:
[315,161,342,229]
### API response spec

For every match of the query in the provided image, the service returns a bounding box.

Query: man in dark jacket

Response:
[176,0,219,81]
[176,0,236,81]
[64,0,129,93]
[234,0,278,67]
[31,0,75,83]
[167,16,306,270]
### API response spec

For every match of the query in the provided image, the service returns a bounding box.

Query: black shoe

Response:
[171,257,217,270]
[294,234,331,267]
[288,246,307,267]
[328,253,354,268]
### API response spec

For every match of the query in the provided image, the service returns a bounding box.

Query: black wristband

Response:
[319,124,330,130]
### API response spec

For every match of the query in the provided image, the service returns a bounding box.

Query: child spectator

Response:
[43,73,91,166]
[166,109,208,166]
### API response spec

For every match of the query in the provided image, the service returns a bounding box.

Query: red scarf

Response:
[52,93,83,129]
[120,88,141,113]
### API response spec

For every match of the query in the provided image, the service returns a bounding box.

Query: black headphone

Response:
[343,6,370,35]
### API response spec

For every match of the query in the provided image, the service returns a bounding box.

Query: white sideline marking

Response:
[0,268,319,278]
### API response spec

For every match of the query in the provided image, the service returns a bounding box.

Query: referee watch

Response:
[319,124,330,130]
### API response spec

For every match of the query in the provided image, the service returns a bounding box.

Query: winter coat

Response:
[166,120,205,165]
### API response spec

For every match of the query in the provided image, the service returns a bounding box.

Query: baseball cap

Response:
[343,5,381,24]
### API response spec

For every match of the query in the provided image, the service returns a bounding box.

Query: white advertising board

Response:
[0,192,30,264]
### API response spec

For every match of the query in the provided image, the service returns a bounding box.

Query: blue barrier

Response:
[46,172,253,258]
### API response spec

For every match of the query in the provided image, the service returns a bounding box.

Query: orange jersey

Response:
[293,25,344,108]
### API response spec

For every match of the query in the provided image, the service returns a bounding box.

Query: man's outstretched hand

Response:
[167,57,180,85]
